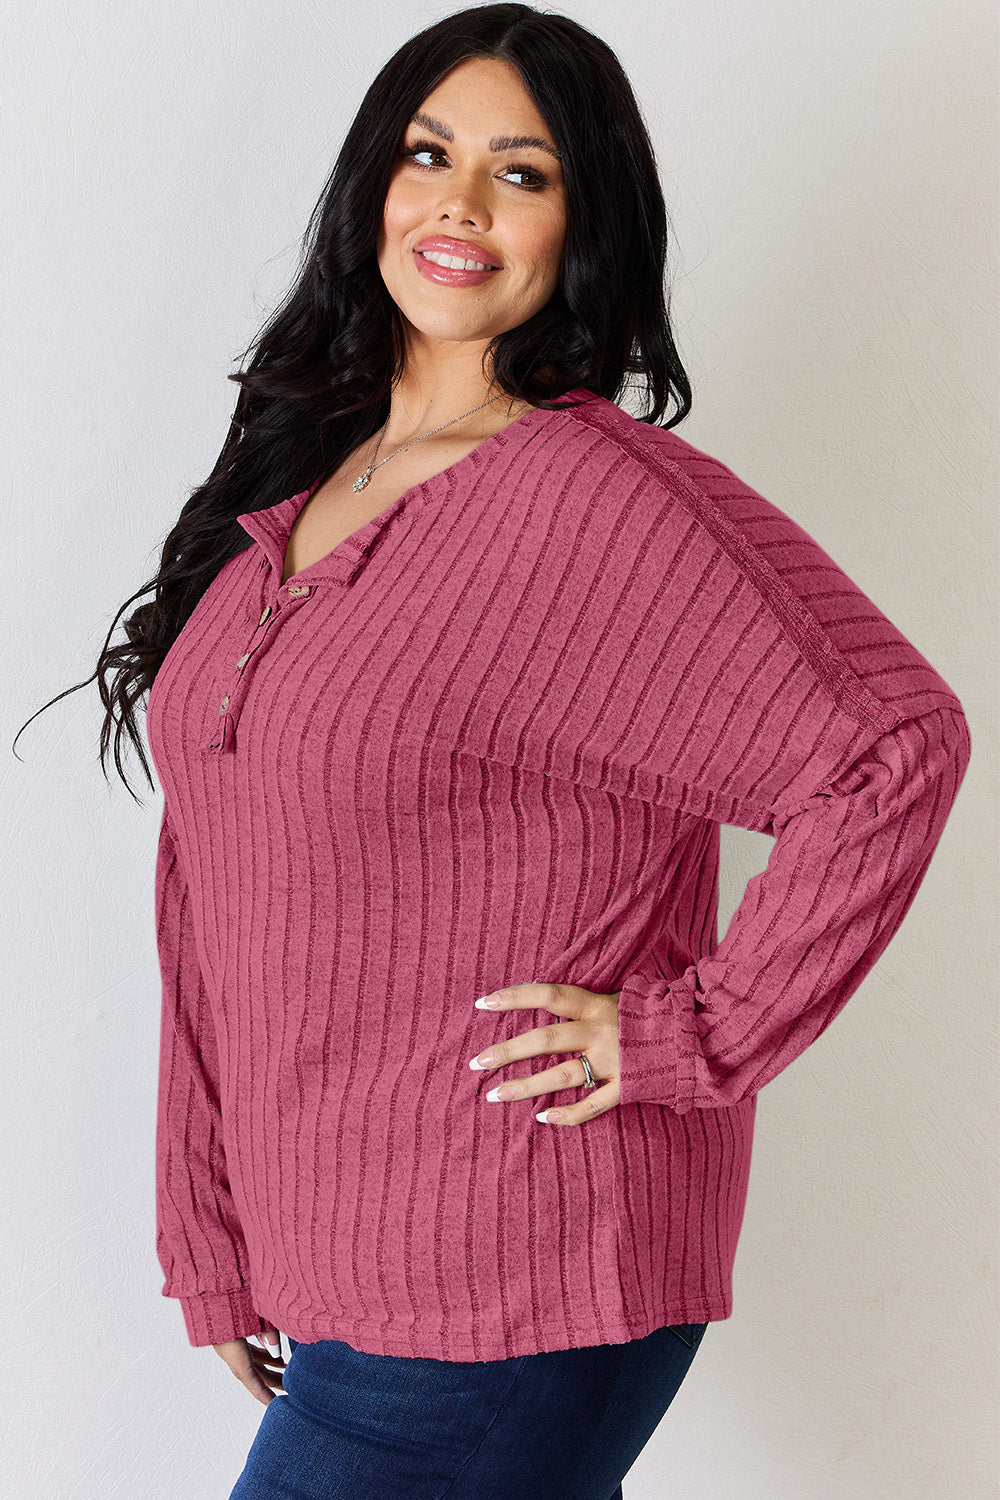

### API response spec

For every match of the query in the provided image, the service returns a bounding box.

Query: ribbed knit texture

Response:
[147,387,970,1358]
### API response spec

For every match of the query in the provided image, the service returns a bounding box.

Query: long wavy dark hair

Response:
[13,1,692,802]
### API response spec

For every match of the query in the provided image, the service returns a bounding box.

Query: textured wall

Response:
[5,1,997,1495]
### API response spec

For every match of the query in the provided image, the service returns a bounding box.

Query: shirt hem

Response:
[254,1297,733,1362]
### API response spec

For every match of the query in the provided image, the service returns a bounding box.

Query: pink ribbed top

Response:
[146,387,970,1359]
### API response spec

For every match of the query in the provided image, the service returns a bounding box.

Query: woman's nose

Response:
[433,176,492,226]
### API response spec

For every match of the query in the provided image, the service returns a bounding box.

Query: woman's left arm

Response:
[615,702,971,1114]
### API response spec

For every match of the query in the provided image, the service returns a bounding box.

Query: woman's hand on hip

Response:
[468,981,621,1126]
[212,1329,285,1405]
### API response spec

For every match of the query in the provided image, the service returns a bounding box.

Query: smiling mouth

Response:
[417,249,501,272]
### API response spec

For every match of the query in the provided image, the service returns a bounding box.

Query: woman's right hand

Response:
[212,1330,286,1405]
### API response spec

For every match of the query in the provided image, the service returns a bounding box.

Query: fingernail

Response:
[475,996,502,1008]
[486,1086,505,1102]
[536,1111,551,1123]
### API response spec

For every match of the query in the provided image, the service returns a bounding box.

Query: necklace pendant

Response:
[351,393,501,497]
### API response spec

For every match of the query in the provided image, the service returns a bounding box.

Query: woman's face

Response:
[377,56,568,360]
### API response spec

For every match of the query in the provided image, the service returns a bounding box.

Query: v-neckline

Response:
[236,389,592,590]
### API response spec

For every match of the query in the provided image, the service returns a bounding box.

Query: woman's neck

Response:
[381,386,531,449]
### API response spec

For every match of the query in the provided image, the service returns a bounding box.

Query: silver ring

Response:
[578,1053,598,1089]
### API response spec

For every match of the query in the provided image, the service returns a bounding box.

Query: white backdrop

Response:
[4,2,997,1496]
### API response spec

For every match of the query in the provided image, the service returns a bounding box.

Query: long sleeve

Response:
[153,805,265,1346]
[616,703,971,1113]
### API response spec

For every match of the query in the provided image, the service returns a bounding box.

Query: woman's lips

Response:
[413,249,502,287]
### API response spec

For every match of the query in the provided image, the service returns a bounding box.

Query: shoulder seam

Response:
[560,402,904,736]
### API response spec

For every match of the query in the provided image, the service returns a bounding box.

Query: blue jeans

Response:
[228,1320,709,1499]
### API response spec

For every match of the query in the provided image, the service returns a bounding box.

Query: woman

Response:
[16,5,970,1497]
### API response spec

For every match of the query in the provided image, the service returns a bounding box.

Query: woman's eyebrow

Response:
[409,111,562,164]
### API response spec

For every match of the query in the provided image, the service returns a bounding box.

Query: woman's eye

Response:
[404,146,448,170]
[503,164,547,189]
[400,142,548,190]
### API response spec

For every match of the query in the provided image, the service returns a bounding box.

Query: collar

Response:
[234,387,595,591]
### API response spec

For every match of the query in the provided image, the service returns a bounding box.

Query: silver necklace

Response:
[353,393,507,492]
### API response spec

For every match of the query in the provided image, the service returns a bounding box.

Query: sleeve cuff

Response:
[617,963,702,1113]
[177,1286,265,1347]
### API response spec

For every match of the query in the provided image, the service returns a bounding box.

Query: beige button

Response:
[219,695,230,714]
[287,583,310,596]
[258,606,272,625]
[236,652,251,669]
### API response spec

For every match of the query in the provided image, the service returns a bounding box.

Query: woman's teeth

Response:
[419,250,497,271]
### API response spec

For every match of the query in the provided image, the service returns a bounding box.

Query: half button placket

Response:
[203,580,316,754]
